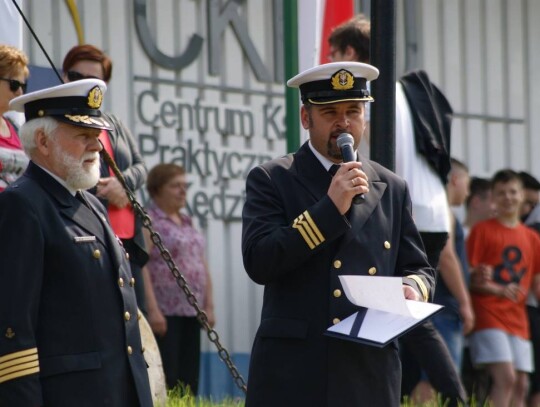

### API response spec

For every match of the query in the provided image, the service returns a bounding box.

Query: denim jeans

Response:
[432,310,464,371]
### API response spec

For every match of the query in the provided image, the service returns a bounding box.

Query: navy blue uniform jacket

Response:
[242,142,435,407]
[0,162,152,406]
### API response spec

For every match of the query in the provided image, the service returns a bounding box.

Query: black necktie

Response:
[328,164,340,177]
[75,191,90,209]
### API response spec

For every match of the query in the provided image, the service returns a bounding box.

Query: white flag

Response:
[0,0,23,48]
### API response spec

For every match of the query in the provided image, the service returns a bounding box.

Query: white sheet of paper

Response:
[338,275,433,318]
[326,308,433,344]
[327,276,443,346]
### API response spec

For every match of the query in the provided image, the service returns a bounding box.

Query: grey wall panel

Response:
[413,0,538,178]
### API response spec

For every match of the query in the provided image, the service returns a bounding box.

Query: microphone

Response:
[336,133,364,204]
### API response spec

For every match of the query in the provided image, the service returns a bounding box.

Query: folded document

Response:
[326,275,443,347]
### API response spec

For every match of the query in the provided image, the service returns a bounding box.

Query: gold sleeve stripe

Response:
[0,354,38,371]
[302,211,324,242]
[0,364,40,384]
[0,348,40,384]
[0,360,39,378]
[0,348,38,364]
[293,217,315,249]
[292,211,325,249]
[407,275,429,302]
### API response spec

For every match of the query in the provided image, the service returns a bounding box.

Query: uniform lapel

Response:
[24,162,108,246]
[78,190,124,271]
[65,200,108,247]
[292,143,333,201]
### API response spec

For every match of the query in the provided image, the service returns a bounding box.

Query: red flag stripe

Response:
[319,0,354,64]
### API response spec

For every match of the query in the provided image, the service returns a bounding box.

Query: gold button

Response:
[124,311,131,321]
[118,277,124,287]
[126,252,130,260]
[332,318,340,325]
[333,260,342,269]
[93,249,101,259]
[384,241,391,249]
[127,346,133,355]
[130,278,135,287]
[5,327,15,339]
[333,289,342,298]
[38,110,44,117]
[368,267,377,275]
[137,310,142,320]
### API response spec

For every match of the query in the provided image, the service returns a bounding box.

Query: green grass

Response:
[160,385,489,406]
[401,394,489,407]
[162,395,489,407]
[156,385,245,407]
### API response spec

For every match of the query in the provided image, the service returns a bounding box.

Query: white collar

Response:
[308,140,341,171]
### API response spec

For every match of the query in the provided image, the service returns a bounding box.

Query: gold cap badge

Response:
[87,86,103,109]
[331,69,355,91]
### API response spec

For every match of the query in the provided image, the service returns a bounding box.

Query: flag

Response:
[319,0,354,64]
[297,0,325,72]
[289,0,354,148]
[0,0,23,48]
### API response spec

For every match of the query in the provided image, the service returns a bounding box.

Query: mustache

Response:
[81,152,100,163]
[330,130,347,138]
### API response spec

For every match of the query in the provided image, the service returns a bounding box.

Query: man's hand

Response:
[96,177,129,208]
[402,284,422,301]
[327,162,369,215]
[499,282,526,302]
[470,264,493,286]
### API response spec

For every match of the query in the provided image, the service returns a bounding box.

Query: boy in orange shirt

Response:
[468,169,540,407]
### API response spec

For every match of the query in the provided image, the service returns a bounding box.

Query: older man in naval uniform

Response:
[0,79,153,406]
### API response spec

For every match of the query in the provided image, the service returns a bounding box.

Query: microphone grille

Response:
[336,133,354,148]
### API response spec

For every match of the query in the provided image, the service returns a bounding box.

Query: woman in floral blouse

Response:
[142,163,214,395]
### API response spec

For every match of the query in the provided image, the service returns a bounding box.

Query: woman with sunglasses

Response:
[0,44,29,192]
[62,44,149,312]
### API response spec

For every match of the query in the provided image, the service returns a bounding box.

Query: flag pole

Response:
[370,0,396,171]
[283,0,300,153]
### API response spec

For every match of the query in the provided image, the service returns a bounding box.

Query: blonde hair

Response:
[0,45,30,78]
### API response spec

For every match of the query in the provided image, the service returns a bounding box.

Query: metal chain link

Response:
[101,150,248,394]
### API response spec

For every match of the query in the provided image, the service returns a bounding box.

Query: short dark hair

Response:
[491,169,523,189]
[328,14,371,63]
[466,177,491,208]
[146,163,186,198]
[62,44,113,83]
[519,171,540,191]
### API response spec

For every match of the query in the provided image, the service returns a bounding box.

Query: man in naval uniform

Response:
[242,62,435,406]
[0,79,153,406]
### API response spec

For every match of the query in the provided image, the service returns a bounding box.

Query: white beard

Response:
[52,144,100,190]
